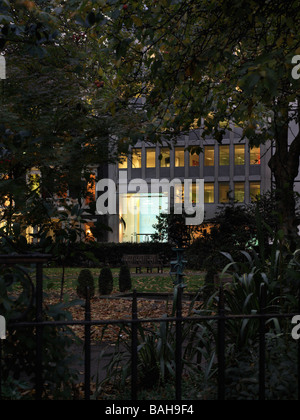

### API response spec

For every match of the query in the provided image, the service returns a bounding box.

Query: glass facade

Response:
[119,193,169,243]
[234,145,245,165]
[250,182,261,201]
[204,183,215,204]
[160,148,171,168]
[174,183,184,204]
[112,142,266,243]
[219,183,230,203]
[175,147,185,167]
[132,149,142,169]
[204,146,215,166]
[190,151,200,167]
[146,148,156,168]
[250,146,261,165]
[119,154,128,169]
[219,145,230,166]
[234,182,245,203]
[189,183,199,204]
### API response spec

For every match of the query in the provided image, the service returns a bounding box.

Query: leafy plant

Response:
[76,269,95,299]
[186,197,282,271]
[118,265,132,293]
[95,320,179,395]
[98,267,114,296]
[94,288,216,397]
[0,377,31,400]
[151,209,202,247]
[0,262,81,400]
[223,331,299,400]
[188,218,300,398]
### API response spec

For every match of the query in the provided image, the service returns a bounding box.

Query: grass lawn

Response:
[44,267,205,295]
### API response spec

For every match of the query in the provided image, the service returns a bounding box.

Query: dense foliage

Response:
[186,194,291,270]
[98,267,114,295]
[76,268,95,299]
[97,233,300,400]
[118,264,132,293]
[0,261,80,399]
[62,0,300,243]
[0,0,300,400]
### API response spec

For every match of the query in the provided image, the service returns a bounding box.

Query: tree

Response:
[0,0,60,52]
[0,1,144,301]
[151,209,202,247]
[0,1,143,239]
[69,0,300,244]
[186,195,282,271]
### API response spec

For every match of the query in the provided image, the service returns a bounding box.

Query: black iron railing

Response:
[0,255,300,400]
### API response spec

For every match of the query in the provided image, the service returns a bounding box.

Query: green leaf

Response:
[132,16,143,27]
[87,11,96,26]
[0,14,13,23]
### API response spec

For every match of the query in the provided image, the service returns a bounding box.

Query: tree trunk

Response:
[268,104,300,247]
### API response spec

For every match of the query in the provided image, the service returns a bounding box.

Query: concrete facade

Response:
[105,125,273,243]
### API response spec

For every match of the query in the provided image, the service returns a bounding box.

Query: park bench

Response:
[122,254,164,274]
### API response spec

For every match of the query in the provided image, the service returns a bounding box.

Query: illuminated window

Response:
[234,182,245,203]
[250,182,261,201]
[146,148,156,168]
[119,193,169,243]
[132,149,142,169]
[189,183,200,204]
[160,148,170,168]
[204,183,215,204]
[219,183,230,203]
[119,154,128,169]
[250,147,261,165]
[234,145,245,165]
[174,183,184,204]
[204,146,215,166]
[175,147,185,167]
[189,151,200,167]
[219,145,230,166]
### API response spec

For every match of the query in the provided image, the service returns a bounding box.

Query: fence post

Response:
[0,339,2,400]
[259,283,266,401]
[297,287,300,401]
[218,284,226,400]
[36,262,44,400]
[84,287,91,401]
[175,286,183,401]
[131,290,138,401]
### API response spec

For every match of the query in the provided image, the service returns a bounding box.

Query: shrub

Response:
[76,269,95,299]
[0,265,79,400]
[99,267,114,295]
[95,295,195,395]
[42,242,173,268]
[203,262,218,300]
[119,265,132,293]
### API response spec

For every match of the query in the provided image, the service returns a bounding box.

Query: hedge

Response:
[48,242,174,268]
